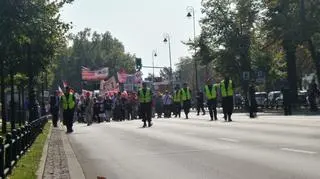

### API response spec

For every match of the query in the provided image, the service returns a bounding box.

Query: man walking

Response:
[196,90,206,116]
[61,86,76,133]
[181,83,192,119]
[220,77,234,122]
[162,91,173,118]
[49,90,60,127]
[138,82,153,127]
[173,85,182,118]
[204,79,218,121]
[84,92,93,126]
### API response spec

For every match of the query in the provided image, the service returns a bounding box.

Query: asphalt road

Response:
[68,113,320,179]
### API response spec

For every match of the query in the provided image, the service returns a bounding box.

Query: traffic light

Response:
[135,58,142,71]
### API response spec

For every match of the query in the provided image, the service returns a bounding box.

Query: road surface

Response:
[68,113,320,179]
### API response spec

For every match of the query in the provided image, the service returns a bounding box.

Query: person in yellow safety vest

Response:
[204,78,219,121]
[181,83,192,119]
[138,82,153,128]
[173,85,182,118]
[220,76,235,122]
[61,86,76,133]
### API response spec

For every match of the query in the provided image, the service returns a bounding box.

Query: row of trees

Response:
[53,28,136,92]
[0,0,73,133]
[179,0,320,101]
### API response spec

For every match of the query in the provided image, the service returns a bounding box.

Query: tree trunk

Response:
[27,44,37,122]
[10,69,15,131]
[283,40,298,103]
[307,39,320,85]
[0,52,6,134]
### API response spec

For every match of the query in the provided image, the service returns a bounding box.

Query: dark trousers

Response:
[164,104,172,118]
[207,99,217,120]
[183,100,191,118]
[197,102,205,115]
[222,96,233,121]
[52,113,59,127]
[140,103,152,123]
[174,102,181,117]
[63,110,74,132]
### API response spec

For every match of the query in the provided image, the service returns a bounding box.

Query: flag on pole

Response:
[63,81,68,88]
[58,86,64,96]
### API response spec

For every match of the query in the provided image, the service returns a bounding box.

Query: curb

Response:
[61,130,86,179]
[36,123,53,179]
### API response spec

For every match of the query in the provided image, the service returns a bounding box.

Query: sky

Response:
[60,0,202,78]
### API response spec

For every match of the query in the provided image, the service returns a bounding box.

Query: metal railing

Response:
[0,115,49,178]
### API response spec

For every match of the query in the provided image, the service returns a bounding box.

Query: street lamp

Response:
[152,50,157,83]
[186,6,199,90]
[163,33,173,88]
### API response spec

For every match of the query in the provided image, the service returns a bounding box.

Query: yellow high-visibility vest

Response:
[181,88,191,101]
[220,80,234,97]
[205,85,217,100]
[173,90,181,102]
[61,94,75,110]
[139,88,152,103]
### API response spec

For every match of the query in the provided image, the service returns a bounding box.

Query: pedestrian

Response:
[113,92,123,121]
[196,90,206,116]
[138,82,153,127]
[220,77,235,122]
[204,79,218,121]
[49,91,60,127]
[155,91,163,118]
[308,79,319,112]
[84,92,93,126]
[61,86,76,133]
[248,84,258,118]
[162,91,173,118]
[93,98,101,123]
[181,83,192,119]
[104,94,113,122]
[173,85,182,118]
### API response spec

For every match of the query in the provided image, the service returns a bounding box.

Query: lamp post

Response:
[187,6,199,90]
[163,33,173,88]
[152,50,157,83]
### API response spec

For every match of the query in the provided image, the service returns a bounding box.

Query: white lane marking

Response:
[281,148,317,155]
[218,138,239,143]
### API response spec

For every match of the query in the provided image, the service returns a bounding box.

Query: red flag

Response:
[63,81,68,88]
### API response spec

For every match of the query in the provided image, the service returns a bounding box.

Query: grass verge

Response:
[9,121,51,179]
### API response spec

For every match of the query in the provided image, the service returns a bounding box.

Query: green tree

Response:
[54,29,136,91]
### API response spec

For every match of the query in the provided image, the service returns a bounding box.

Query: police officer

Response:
[61,86,76,133]
[220,77,234,122]
[138,82,153,127]
[204,79,218,121]
[181,83,192,119]
[173,85,182,118]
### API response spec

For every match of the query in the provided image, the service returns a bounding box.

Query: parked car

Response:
[298,90,308,107]
[255,92,267,107]
[234,94,245,109]
[266,91,281,108]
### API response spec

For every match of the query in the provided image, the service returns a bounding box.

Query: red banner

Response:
[82,66,109,81]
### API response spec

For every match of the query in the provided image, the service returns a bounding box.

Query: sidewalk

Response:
[38,125,85,179]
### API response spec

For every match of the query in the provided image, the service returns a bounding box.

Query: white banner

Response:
[100,76,118,92]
